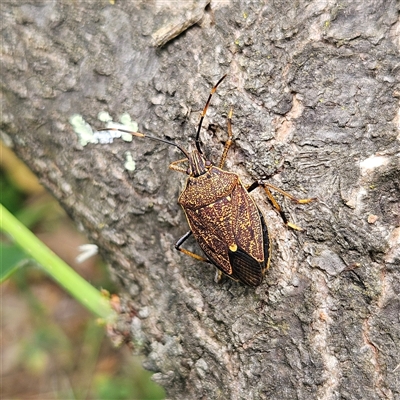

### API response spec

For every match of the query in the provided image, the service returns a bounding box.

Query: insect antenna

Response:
[98,127,189,159]
[195,74,227,154]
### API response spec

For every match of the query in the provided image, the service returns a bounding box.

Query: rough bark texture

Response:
[2,1,400,399]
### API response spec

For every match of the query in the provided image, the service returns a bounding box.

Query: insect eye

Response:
[186,167,191,175]
[205,160,212,167]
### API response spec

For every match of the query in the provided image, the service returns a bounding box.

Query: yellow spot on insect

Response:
[229,244,237,252]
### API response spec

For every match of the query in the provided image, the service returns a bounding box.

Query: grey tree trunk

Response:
[2,1,400,399]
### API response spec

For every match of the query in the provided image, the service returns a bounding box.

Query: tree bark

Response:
[2,0,400,399]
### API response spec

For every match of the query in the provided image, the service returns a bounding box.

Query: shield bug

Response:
[101,75,314,286]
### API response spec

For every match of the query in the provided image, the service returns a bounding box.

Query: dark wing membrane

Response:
[228,246,264,286]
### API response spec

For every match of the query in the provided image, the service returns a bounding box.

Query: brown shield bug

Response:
[101,75,314,286]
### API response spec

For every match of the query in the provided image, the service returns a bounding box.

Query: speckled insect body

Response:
[102,75,313,286]
[178,154,271,286]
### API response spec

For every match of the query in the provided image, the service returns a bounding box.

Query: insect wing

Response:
[228,210,270,286]
[228,245,264,286]
[183,182,267,286]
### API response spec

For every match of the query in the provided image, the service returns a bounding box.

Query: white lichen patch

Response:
[360,154,390,176]
[124,151,136,172]
[69,114,96,146]
[69,112,139,146]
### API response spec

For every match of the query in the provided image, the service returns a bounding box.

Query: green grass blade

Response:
[0,204,116,321]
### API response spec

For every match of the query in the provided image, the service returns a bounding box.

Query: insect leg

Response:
[175,231,224,284]
[175,230,211,263]
[247,181,315,231]
[169,158,189,174]
[219,107,234,169]
[261,182,315,205]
